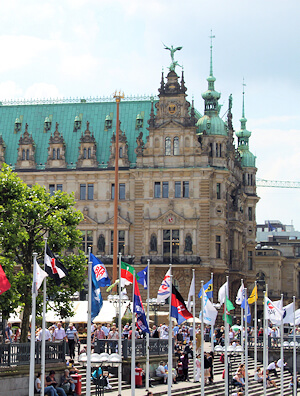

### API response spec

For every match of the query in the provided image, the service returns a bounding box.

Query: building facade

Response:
[0,51,259,308]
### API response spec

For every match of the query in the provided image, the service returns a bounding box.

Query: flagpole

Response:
[29,252,38,396]
[86,247,92,396]
[263,288,267,396]
[224,276,229,396]
[265,284,268,368]
[200,280,204,396]
[293,295,296,396]
[280,293,284,396]
[192,269,196,383]
[118,252,122,396]
[210,272,214,353]
[146,258,150,391]
[167,264,172,396]
[41,238,48,396]
[254,281,257,372]
[240,279,244,364]
[244,288,248,395]
[131,270,136,396]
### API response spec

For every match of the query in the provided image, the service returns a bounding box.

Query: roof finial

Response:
[209,30,215,77]
[242,78,246,118]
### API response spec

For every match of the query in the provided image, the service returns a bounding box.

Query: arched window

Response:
[83,148,87,159]
[88,147,91,159]
[119,147,123,158]
[26,149,30,160]
[57,148,60,160]
[173,137,179,155]
[165,137,171,155]
[22,149,25,160]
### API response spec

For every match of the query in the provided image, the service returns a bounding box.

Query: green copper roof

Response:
[0,98,156,167]
[196,114,227,136]
[236,81,256,168]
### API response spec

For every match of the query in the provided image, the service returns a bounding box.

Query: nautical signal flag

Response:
[171,285,193,325]
[44,245,68,286]
[198,278,213,299]
[0,264,10,295]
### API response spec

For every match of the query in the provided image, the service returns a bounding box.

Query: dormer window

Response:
[14,118,22,133]
[135,114,143,129]
[105,114,112,130]
[44,117,52,132]
[119,147,123,158]
[74,115,82,132]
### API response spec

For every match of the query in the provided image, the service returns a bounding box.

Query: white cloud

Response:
[0,81,23,100]
[24,83,61,99]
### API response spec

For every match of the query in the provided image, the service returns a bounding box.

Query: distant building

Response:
[255,220,300,317]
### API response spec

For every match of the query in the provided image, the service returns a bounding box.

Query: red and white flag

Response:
[157,269,171,303]
[0,264,10,295]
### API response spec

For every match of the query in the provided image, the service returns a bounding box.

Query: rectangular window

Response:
[49,184,55,196]
[110,230,114,255]
[163,229,179,262]
[119,183,125,200]
[81,230,93,253]
[154,182,161,198]
[118,230,125,255]
[248,251,253,270]
[217,183,221,199]
[183,181,189,198]
[175,181,181,198]
[57,184,63,192]
[111,184,115,200]
[87,184,94,200]
[248,207,253,221]
[80,184,86,200]
[216,235,221,259]
[162,182,169,198]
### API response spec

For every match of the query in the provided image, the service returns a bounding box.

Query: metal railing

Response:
[94,338,170,358]
[0,341,66,367]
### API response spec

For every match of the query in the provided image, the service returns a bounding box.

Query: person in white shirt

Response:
[53,322,66,341]
[38,328,51,342]
[267,361,278,377]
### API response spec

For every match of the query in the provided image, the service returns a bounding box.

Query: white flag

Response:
[200,290,218,326]
[265,296,284,324]
[33,262,48,294]
[187,273,195,312]
[157,269,171,303]
[271,300,284,325]
[218,281,227,305]
[291,308,300,325]
[235,283,245,305]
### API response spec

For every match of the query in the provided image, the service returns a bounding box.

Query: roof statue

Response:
[163,43,183,72]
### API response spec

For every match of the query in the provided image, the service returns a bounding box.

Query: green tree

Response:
[0,165,86,342]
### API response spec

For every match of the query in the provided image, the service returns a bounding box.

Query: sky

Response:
[0,0,300,229]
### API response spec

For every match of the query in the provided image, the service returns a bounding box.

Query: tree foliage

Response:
[0,165,86,342]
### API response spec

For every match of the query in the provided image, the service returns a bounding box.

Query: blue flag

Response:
[91,283,103,322]
[90,253,111,287]
[198,278,213,299]
[241,296,251,324]
[137,265,148,289]
[134,279,150,333]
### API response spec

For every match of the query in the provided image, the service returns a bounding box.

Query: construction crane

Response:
[256,179,300,188]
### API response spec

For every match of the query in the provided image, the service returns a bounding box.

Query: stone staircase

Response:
[76,354,296,395]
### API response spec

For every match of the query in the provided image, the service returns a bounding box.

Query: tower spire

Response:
[240,78,247,130]
[209,30,215,78]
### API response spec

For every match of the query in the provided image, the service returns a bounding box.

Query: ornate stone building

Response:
[0,49,259,309]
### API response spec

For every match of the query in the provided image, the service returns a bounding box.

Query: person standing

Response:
[5,322,12,343]
[53,322,66,342]
[66,323,78,360]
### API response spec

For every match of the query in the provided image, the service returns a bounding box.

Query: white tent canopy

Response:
[45,300,132,324]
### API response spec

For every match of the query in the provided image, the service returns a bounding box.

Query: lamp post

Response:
[148,298,165,326]
[107,293,129,324]
[79,352,122,396]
